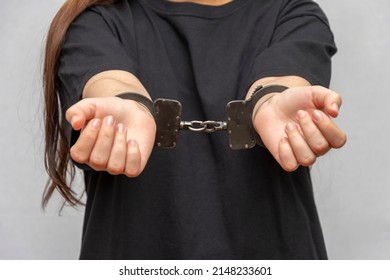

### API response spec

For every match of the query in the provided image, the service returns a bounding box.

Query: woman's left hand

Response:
[253,86,347,171]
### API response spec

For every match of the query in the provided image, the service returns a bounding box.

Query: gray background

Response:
[0,0,389,259]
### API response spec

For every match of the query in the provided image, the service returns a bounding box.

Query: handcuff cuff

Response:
[116,85,288,150]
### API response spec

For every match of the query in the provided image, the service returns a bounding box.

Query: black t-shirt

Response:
[58,0,336,259]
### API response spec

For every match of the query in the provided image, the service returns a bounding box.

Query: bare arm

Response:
[248,76,347,171]
[66,70,156,176]
[82,70,150,98]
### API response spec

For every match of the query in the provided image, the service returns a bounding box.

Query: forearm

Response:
[82,70,151,99]
[246,75,310,99]
[247,76,311,119]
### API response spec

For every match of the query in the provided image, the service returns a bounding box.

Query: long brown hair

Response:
[42,0,119,208]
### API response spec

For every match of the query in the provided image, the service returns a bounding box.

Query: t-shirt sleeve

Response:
[249,0,337,87]
[57,4,137,109]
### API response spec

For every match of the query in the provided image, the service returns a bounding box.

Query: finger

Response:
[285,123,317,167]
[106,123,127,175]
[89,115,116,171]
[297,110,330,156]
[70,118,101,164]
[124,112,156,171]
[278,137,299,172]
[312,110,347,149]
[66,99,98,130]
[311,86,342,118]
[124,139,142,177]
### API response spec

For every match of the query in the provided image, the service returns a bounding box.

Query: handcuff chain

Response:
[180,120,227,133]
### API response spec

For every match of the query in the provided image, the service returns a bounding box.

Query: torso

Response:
[60,0,330,260]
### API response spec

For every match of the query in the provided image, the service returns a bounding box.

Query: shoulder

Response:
[68,0,137,42]
[74,1,134,30]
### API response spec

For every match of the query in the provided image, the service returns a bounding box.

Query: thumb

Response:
[311,86,342,118]
[65,99,98,131]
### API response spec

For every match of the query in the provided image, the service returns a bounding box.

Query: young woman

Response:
[43,0,346,259]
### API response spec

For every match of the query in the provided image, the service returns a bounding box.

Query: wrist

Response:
[251,92,278,122]
[247,85,288,120]
[245,85,288,147]
[116,92,155,119]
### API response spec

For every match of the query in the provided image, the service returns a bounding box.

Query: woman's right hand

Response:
[65,96,156,177]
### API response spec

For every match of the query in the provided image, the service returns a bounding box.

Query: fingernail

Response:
[128,139,139,146]
[71,115,78,127]
[92,119,101,129]
[332,103,339,112]
[286,123,295,131]
[105,116,114,126]
[116,123,125,133]
[313,110,323,121]
[297,110,306,119]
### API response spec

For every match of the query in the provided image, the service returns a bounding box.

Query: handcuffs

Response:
[116,85,288,150]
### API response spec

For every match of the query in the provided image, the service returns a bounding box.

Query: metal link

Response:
[180,120,227,133]
[152,85,287,148]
